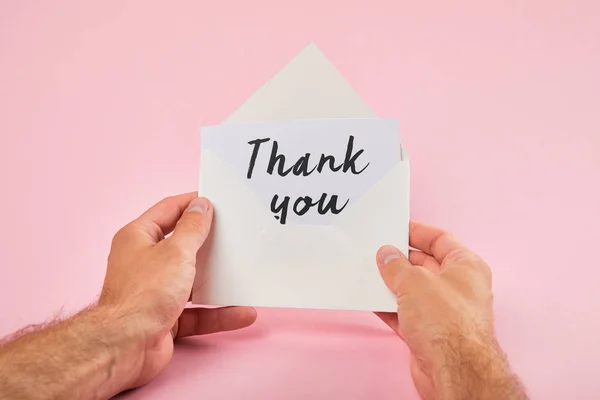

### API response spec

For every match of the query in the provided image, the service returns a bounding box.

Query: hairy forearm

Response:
[0,306,143,400]
[432,334,528,400]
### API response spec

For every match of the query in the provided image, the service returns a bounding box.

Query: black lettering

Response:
[316,154,343,173]
[247,138,270,179]
[292,154,317,176]
[271,194,290,225]
[267,141,294,177]
[316,193,349,215]
[343,135,370,174]
[293,196,316,215]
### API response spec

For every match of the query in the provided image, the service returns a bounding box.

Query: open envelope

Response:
[193,44,409,312]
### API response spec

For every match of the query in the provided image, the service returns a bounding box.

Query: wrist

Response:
[0,305,149,400]
[81,305,148,396]
[430,332,525,400]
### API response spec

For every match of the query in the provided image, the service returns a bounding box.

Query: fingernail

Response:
[377,245,403,265]
[186,197,209,213]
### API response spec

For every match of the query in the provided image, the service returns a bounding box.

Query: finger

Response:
[409,250,441,273]
[133,192,199,243]
[409,221,467,263]
[174,306,257,338]
[376,245,415,294]
[166,197,213,254]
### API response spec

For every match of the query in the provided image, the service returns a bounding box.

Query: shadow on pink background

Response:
[1,1,599,398]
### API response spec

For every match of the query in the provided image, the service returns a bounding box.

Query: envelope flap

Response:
[225,43,376,123]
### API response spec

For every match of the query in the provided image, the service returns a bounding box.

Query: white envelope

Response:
[193,43,409,312]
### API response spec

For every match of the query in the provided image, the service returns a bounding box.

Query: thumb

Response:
[168,197,213,254]
[376,245,415,295]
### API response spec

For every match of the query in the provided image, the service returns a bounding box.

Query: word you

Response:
[246,135,369,224]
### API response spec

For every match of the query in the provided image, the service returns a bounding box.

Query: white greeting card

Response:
[193,44,409,311]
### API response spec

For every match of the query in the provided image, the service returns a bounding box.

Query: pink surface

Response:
[1,1,599,398]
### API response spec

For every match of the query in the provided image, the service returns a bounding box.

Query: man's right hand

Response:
[376,221,528,400]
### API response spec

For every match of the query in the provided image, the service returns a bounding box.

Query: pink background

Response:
[1,1,599,398]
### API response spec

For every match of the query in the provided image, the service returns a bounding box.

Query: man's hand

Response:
[98,193,257,388]
[0,193,257,400]
[376,221,527,400]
